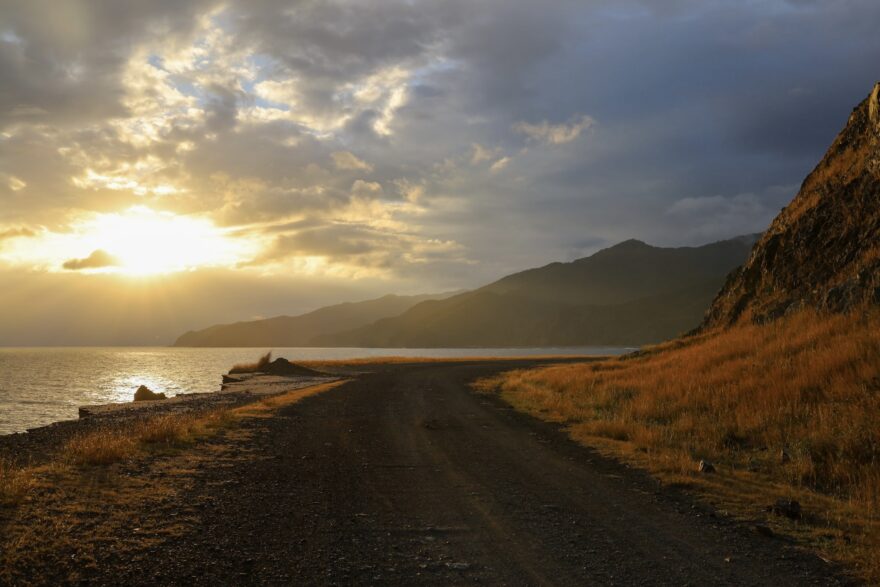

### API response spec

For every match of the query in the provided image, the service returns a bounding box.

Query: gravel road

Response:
[2,360,853,585]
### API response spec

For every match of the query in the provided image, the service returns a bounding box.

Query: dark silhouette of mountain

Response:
[173,293,456,347]
[704,82,880,328]
[314,236,757,348]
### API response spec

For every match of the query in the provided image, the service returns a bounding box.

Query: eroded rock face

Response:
[703,82,880,328]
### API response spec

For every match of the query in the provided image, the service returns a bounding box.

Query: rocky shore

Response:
[0,370,338,469]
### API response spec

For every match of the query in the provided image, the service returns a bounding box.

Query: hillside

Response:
[173,293,454,347]
[704,82,880,327]
[315,236,756,347]
[478,83,880,581]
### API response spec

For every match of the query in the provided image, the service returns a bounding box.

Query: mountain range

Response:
[174,292,456,347]
[177,235,757,348]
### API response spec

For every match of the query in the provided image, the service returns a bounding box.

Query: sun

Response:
[83,207,245,275]
[0,206,257,275]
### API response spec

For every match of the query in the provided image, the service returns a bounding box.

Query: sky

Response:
[1,0,879,345]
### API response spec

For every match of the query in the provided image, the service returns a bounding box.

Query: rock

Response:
[698,459,716,474]
[133,385,167,402]
[779,448,791,464]
[446,562,470,571]
[769,499,801,519]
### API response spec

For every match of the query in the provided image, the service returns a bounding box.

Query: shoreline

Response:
[0,372,339,469]
[0,353,610,438]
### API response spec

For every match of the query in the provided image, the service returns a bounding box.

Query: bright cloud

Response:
[332,151,373,172]
[512,115,595,145]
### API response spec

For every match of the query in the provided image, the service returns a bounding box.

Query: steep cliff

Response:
[704,83,880,327]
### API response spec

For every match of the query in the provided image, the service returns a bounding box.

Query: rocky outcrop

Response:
[703,82,880,327]
[133,385,167,402]
[261,357,323,377]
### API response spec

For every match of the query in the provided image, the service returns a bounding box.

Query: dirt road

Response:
[12,360,852,585]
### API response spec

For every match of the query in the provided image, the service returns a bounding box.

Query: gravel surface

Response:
[1,360,854,586]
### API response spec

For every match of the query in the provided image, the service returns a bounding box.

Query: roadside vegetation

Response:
[229,351,273,374]
[475,307,880,581]
[61,411,235,467]
[0,380,344,505]
[0,458,33,507]
[0,380,345,583]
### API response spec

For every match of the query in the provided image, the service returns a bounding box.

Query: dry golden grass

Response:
[475,308,880,581]
[229,351,272,374]
[63,429,139,466]
[61,414,223,466]
[56,381,347,468]
[0,458,33,507]
[0,380,348,582]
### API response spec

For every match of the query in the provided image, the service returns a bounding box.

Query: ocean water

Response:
[0,346,631,435]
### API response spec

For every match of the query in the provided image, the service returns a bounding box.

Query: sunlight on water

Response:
[0,346,631,434]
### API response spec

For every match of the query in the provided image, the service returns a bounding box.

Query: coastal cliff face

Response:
[703,83,880,327]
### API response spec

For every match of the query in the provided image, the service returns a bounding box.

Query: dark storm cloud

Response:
[0,0,218,129]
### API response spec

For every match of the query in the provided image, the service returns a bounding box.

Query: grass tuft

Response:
[229,351,272,374]
[63,429,138,466]
[0,458,33,507]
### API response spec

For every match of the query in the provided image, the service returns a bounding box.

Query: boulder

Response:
[133,385,167,402]
[698,459,716,474]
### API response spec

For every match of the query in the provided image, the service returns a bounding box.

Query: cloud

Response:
[470,143,497,165]
[0,226,36,240]
[513,115,595,145]
[6,175,26,191]
[489,156,511,174]
[394,178,425,203]
[62,249,119,271]
[351,180,384,198]
[248,218,466,280]
[332,151,373,172]
[2,0,880,345]
[664,185,796,242]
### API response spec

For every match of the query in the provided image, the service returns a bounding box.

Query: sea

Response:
[0,346,632,435]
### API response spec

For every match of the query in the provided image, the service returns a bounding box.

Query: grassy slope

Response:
[475,308,880,581]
